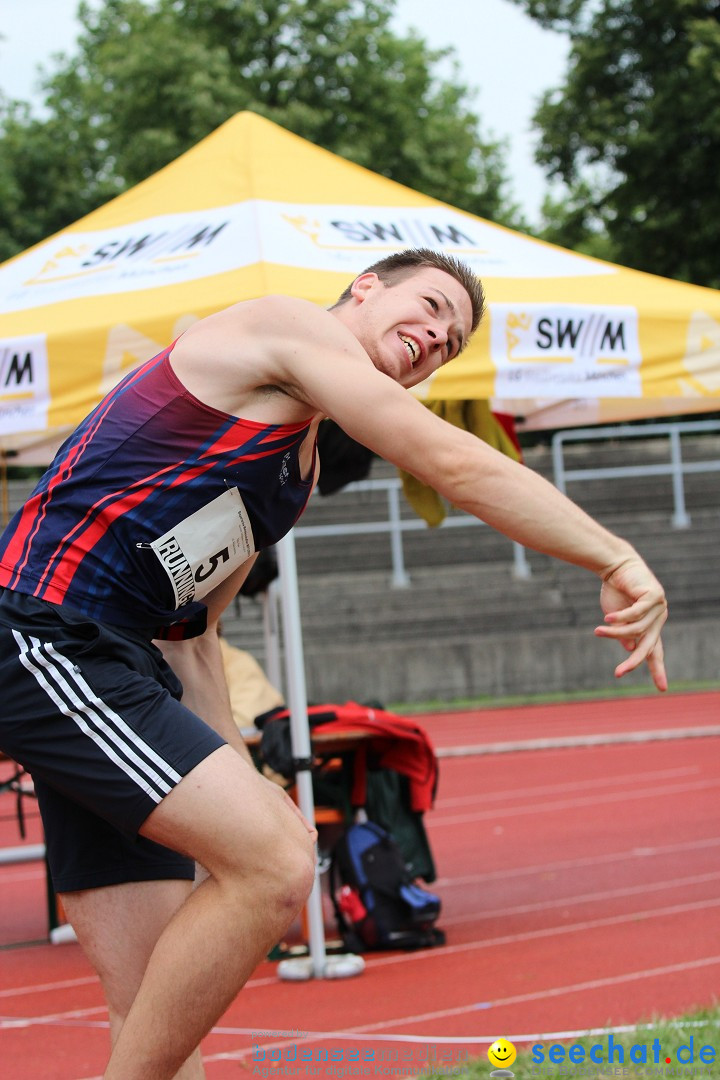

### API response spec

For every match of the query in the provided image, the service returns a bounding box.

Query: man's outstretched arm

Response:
[263,301,668,689]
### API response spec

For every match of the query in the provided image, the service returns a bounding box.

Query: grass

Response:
[421,1005,720,1080]
[390,680,720,715]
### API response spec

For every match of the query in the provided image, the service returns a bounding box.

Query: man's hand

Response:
[594,557,668,691]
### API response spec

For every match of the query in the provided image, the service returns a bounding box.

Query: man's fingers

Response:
[595,617,659,642]
[599,558,668,692]
[595,602,668,641]
[646,637,668,692]
[601,593,666,625]
[614,635,667,691]
[595,604,668,689]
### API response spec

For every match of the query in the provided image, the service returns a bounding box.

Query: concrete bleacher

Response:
[4,432,719,705]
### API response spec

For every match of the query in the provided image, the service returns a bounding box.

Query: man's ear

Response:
[350,272,380,303]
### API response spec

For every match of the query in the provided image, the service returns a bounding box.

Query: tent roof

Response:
[1,110,719,459]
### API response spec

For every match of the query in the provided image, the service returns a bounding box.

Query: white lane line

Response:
[0,1004,107,1029]
[434,766,698,809]
[360,894,720,971]
[433,834,720,888]
[431,778,720,826]
[11,896,719,1031]
[435,726,720,757]
[0,968,279,1001]
[200,954,720,1063]
[0,975,99,999]
[7,899,720,1055]
[440,869,720,925]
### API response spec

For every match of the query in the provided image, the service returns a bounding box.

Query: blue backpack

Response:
[331,819,445,951]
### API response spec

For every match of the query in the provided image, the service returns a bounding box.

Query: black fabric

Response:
[256,705,338,779]
[36,779,195,893]
[257,714,295,779]
[238,545,279,597]
[0,589,224,888]
[316,420,374,496]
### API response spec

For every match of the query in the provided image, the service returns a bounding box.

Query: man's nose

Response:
[427,327,448,350]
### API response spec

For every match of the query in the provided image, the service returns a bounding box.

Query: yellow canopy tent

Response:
[1,109,719,465]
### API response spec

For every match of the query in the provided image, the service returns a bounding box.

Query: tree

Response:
[511,0,720,287]
[0,96,124,262]
[0,0,522,262]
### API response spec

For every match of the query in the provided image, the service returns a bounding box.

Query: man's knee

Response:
[249,822,316,920]
[185,779,317,919]
[284,834,316,910]
[140,749,317,910]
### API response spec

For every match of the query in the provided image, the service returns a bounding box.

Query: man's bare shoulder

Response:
[233,294,359,351]
[245,294,327,319]
[210,294,336,329]
[177,294,353,358]
[168,294,365,419]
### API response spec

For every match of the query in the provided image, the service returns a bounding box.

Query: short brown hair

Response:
[332,248,485,334]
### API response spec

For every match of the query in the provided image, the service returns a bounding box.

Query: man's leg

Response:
[61,880,206,1079]
[103,745,316,1080]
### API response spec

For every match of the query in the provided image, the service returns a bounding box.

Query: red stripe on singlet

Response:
[35,436,294,603]
[1,355,166,588]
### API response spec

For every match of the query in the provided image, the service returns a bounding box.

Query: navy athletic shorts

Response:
[0,589,226,892]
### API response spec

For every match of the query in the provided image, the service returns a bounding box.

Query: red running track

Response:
[1,691,719,1079]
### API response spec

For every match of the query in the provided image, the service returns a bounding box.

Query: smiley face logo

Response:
[488,1039,517,1070]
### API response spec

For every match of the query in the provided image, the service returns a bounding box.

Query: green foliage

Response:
[538,181,617,262]
[510,0,720,287]
[0,95,122,262]
[0,0,522,261]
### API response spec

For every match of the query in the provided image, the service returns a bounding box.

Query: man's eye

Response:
[424,296,439,311]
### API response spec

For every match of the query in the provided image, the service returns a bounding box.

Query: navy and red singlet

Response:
[0,344,316,638]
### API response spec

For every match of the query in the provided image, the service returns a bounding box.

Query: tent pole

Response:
[274,531,364,982]
[261,581,283,695]
[275,530,327,977]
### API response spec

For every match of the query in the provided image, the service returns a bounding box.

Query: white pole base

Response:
[277,954,365,981]
[50,923,78,945]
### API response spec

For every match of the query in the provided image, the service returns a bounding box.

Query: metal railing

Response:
[294,420,720,587]
[551,419,720,529]
[294,477,531,588]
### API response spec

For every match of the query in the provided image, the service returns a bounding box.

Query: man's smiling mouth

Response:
[399,334,419,365]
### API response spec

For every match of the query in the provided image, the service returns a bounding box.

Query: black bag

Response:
[238,546,278,597]
[331,819,445,952]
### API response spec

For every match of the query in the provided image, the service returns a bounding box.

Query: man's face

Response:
[350,266,474,389]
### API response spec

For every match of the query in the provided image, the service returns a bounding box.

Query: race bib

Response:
[148,487,256,607]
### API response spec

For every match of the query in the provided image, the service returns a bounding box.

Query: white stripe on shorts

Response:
[13,629,182,804]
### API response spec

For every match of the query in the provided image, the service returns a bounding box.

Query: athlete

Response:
[0,248,667,1079]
